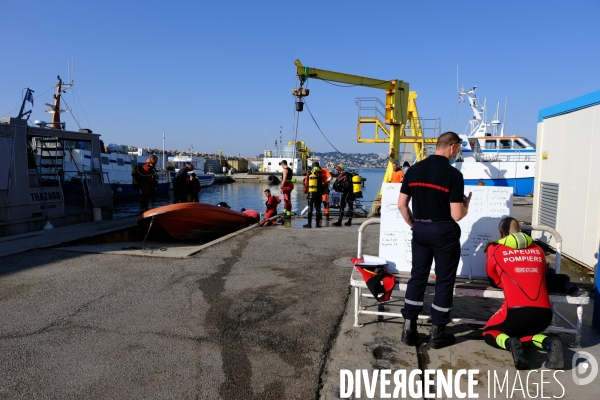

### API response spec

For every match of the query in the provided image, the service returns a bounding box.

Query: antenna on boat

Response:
[456,65,459,92]
[67,56,75,86]
[500,96,508,137]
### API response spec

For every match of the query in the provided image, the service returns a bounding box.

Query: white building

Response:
[262,146,302,174]
[532,89,600,270]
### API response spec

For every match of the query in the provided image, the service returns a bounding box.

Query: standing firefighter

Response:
[397,131,472,349]
[319,164,333,221]
[332,165,354,226]
[137,155,159,213]
[280,160,294,218]
[303,164,324,228]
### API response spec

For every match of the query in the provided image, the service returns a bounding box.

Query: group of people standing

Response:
[137,159,201,213]
[301,162,360,228]
[263,161,359,228]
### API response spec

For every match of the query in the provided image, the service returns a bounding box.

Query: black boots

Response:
[543,337,564,369]
[401,319,418,346]
[428,324,455,349]
[332,216,351,226]
[303,219,311,228]
[326,214,330,221]
[506,337,530,370]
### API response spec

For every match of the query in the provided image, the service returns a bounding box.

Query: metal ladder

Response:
[37,138,65,178]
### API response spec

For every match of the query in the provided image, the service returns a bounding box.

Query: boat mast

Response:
[500,96,508,137]
[459,86,482,137]
[162,132,165,169]
[45,76,72,130]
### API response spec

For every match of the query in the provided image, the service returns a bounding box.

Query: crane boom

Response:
[293,60,434,215]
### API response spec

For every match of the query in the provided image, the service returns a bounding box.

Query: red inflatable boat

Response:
[138,203,260,239]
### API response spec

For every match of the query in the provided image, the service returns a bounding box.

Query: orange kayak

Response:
[138,203,259,240]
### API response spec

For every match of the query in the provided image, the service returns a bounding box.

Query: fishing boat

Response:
[0,77,112,237]
[453,86,536,196]
[137,203,259,239]
[172,155,215,187]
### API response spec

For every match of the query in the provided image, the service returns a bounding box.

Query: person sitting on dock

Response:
[389,160,404,183]
[280,160,294,219]
[173,163,194,204]
[483,217,563,370]
[186,173,201,202]
[258,189,281,227]
[303,165,325,228]
[263,189,280,220]
[138,155,158,213]
[332,165,354,226]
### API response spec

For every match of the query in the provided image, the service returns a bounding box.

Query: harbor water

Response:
[113,169,386,218]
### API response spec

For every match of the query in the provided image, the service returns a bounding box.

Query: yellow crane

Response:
[287,141,312,173]
[293,59,436,214]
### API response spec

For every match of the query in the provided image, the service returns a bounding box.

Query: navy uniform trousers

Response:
[401,220,461,326]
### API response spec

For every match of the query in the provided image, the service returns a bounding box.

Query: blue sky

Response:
[1,0,598,157]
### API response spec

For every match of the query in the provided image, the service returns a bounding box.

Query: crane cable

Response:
[301,98,344,157]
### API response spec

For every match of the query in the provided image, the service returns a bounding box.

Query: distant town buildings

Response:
[122,146,396,169]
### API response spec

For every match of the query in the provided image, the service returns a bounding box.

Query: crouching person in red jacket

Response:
[483,217,563,370]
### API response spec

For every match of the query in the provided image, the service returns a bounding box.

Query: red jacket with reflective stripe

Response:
[486,243,551,309]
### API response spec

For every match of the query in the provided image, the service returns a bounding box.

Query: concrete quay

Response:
[0,197,598,399]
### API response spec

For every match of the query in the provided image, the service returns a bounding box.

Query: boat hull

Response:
[454,157,535,196]
[111,182,170,197]
[138,203,253,239]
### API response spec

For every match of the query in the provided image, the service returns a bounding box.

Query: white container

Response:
[93,207,102,221]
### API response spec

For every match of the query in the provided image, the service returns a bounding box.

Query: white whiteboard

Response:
[378,184,513,276]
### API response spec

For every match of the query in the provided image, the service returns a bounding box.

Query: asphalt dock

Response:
[0,197,598,399]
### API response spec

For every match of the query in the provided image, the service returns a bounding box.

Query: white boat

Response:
[453,86,535,196]
[172,155,215,187]
[63,145,171,197]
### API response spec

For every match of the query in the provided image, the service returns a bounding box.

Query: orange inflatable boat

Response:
[138,203,259,239]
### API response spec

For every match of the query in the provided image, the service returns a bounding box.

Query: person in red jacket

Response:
[483,217,563,370]
[318,163,333,221]
[138,155,158,213]
[263,189,280,220]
